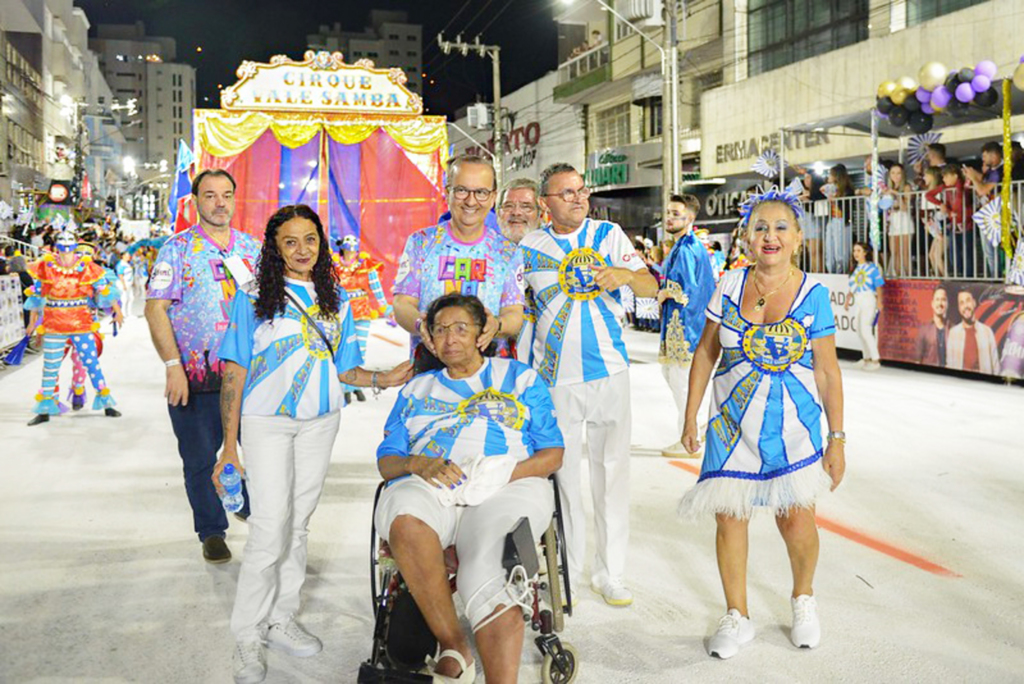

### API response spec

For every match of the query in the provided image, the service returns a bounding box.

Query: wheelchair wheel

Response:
[541,642,578,684]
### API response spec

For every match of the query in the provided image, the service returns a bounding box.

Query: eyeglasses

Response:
[429,321,479,338]
[500,202,538,213]
[450,186,495,202]
[544,186,591,203]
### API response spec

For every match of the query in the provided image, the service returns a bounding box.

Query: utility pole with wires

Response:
[438,33,503,187]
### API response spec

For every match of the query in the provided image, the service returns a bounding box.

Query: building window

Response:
[907,0,987,25]
[407,35,417,41]
[389,34,399,40]
[593,102,630,150]
[390,50,399,56]
[407,51,417,57]
[116,54,128,62]
[643,99,662,140]
[747,0,869,77]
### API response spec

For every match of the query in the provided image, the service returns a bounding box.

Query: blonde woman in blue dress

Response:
[679,188,846,660]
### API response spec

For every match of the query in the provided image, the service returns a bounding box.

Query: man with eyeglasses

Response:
[497,178,543,366]
[393,155,525,364]
[520,162,658,607]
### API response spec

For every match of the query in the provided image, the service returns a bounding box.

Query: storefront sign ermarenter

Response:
[715,130,831,164]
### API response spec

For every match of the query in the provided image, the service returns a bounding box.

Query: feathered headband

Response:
[738,185,805,227]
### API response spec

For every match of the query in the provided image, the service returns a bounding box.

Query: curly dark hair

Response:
[254,204,339,321]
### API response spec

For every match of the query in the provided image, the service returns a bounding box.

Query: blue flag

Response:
[168,140,195,221]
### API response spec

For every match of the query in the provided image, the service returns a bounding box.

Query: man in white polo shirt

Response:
[520,162,658,606]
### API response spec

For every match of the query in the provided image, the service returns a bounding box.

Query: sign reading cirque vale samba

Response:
[221,50,423,116]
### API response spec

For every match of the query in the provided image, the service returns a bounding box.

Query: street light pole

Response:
[438,34,503,187]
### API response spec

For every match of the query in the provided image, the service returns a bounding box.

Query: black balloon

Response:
[909,111,933,134]
[877,96,895,114]
[945,74,960,91]
[904,97,921,112]
[959,67,975,82]
[975,87,999,107]
[889,106,910,127]
[948,99,968,117]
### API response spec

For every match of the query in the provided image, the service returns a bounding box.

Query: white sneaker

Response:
[661,440,688,457]
[591,577,633,606]
[266,618,322,657]
[864,360,881,372]
[233,639,267,684]
[790,595,821,648]
[707,609,755,659]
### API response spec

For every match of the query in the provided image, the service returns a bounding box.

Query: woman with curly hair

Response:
[214,204,412,684]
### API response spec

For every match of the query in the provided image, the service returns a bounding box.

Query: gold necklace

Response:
[751,267,794,312]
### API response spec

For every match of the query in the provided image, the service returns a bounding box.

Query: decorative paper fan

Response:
[635,297,660,320]
[873,164,888,189]
[907,132,942,166]
[1007,237,1024,287]
[0,201,12,221]
[752,149,780,178]
[786,177,804,196]
[973,198,1018,248]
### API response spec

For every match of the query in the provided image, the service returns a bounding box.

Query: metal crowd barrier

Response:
[797,180,1022,282]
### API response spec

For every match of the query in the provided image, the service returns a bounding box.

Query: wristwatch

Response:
[826,430,846,443]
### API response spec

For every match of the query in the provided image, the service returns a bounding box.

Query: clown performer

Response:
[333,234,392,403]
[657,194,717,458]
[24,226,123,426]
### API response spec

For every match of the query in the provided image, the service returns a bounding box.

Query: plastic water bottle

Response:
[219,464,244,513]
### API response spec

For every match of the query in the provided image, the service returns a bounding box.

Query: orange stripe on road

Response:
[371,332,405,347]
[667,460,961,578]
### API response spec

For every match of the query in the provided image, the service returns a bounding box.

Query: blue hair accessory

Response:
[738,185,805,227]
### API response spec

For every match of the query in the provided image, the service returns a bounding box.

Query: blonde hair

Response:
[745,200,804,267]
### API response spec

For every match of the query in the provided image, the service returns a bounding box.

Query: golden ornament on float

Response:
[877,80,897,99]
[918,62,948,90]
[891,88,909,105]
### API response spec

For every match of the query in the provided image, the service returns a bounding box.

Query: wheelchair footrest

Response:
[358,661,433,683]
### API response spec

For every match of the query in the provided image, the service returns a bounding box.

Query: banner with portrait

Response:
[878,278,1024,378]
[0,274,27,350]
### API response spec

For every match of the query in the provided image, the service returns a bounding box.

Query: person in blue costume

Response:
[678,187,846,660]
[849,241,885,370]
[657,194,717,457]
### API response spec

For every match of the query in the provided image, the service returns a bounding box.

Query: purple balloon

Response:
[975,60,998,79]
[921,102,935,115]
[915,87,932,103]
[955,82,975,103]
[931,85,952,108]
[971,74,991,93]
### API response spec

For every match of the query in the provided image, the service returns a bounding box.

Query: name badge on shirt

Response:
[223,255,254,288]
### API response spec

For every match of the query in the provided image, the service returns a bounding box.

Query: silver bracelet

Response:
[371,371,382,398]
[164,358,181,368]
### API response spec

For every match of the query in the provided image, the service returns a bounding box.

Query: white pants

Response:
[855,291,880,361]
[660,363,711,437]
[548,370,631,585]
[120,281,133,319]
[230,410,340,640]
[375,476,553,628]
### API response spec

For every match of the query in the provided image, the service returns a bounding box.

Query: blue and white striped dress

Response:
[680,268,836,518]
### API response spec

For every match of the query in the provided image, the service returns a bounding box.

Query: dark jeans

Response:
[167,391,249,541]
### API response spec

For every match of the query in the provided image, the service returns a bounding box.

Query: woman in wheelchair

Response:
[375,292,564,684]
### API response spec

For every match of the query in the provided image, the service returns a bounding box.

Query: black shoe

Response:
[104,408,122,418]
[72,395,85,411]
[233,511,249,523]
[344,392,352,404]
[27,414,50,426]
[202,535,232,564]
[354,389,367,402]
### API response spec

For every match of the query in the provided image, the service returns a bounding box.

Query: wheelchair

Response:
[357,476,578,683]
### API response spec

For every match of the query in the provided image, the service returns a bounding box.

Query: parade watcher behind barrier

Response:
[884,163,914,277]
[921,167,948,277]
[963,141,1004,279]
[214,204,411,684]
[925,164,974,278]
[145,169,261,564]
[823,164,854,274]
[679,187,845,660]
[374,293,564,684]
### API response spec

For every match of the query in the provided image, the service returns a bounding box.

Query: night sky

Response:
[75,0,559,117]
